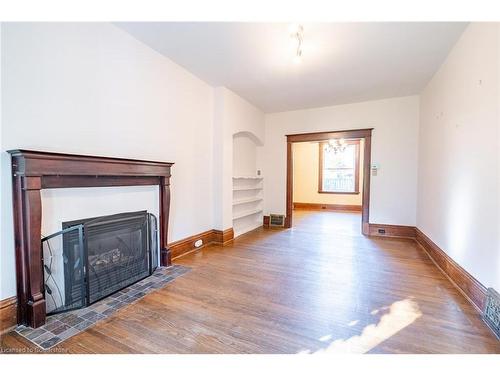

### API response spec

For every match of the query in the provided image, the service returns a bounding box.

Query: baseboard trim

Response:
[415,228,487,312]
[293,202,362,212]
[263,215,270,228]
[0,296,17,335]
[368,223,416,239]
[170,228,234,260]
[213,228,235,245]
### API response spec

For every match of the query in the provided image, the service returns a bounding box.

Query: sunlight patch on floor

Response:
[298,298,422,354]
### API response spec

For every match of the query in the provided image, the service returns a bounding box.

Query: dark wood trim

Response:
[368,223,416,239]
[318,142,324,194]
[285,141,293,228]
[42,175,161,189]
[170,230,215,260]
[8,149,174,328]
[415,228,487,312]
[0,296,17,335]
[213,228,234,245]
[293,202,362,212]
[286,129,373,234]
[170,228,234,260]
[286,128,373,142]
[263,215,270,228]
[318,140,360,194]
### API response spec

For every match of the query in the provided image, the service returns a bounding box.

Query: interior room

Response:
[292,137,365,235]
[0,16,499,361]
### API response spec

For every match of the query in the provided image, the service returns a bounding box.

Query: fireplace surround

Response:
[8,150,174,328]
[42,211,158,314]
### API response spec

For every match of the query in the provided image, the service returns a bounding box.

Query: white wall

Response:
[418,23,500,291]
[212,87,265,230]
[0,23,215,299]
[264,96,419,225]
[233,134,257,176]
[293,140,364,206]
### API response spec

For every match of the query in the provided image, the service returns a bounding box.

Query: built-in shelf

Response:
[233,208,263,220]
[232,197,263,205]
[232,173,263,237]
[233,221,262,238]
[232,186,263,191]
[233,176,263,180]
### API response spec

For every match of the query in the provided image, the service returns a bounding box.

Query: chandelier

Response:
[325,138,347,154]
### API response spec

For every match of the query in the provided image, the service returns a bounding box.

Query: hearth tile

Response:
[100,308,117,317]
[93,303,111,313]
[40,336,62,349]
[84,313,105,323]
[81,310,99,320]
[15,325,32,334]
[45,320,71,335]
[74,320,94,331]
[132,291,146,299]
[57,327,79,340]
[51,323,72,336]
[58,313,78,323]
[60,315,85,327]
[33,331,55,345]
[106,299,122,307]
[26,327,48,340]
[16,264,192,350]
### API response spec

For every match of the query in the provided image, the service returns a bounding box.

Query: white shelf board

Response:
[233,221,262,238]
[233,176,263,180]
[232,197,263,205]
[232,186,263,191]
[232,208,263,220]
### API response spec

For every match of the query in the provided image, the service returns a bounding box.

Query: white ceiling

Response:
[116,22,467,113]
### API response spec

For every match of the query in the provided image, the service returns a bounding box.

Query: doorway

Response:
[285,129,373,235]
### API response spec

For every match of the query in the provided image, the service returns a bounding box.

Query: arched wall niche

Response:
[232,131,262,177]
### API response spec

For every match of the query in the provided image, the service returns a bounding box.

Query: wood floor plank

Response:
[1,210,499,353]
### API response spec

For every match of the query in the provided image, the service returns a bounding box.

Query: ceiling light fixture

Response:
[289,24,304,64]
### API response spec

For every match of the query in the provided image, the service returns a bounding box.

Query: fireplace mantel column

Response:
[159,176,172,267]
[15,175,46,327]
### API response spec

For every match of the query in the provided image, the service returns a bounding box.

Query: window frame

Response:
[318,139,360,195]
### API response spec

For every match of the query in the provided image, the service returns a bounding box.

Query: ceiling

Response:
[116,22,467,113]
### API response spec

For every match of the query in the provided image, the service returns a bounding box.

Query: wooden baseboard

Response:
[293,202,362,212]
[368,223,416,239]
[213,228,234,245]
[170,228,234,260]
[415,228,487,312]
[263,215,270,228]
[0,296,17,335]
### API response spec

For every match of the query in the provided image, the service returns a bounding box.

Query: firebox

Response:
[42,211,158,314]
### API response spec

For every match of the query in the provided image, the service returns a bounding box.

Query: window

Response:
[318,140,360,194]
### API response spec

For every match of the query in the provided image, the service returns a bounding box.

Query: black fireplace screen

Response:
[42,211,158,315]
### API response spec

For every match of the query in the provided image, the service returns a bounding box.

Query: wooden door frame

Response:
[285,128,373,235]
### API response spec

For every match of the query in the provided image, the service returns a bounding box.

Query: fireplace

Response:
[9,149,173,327]
[42,211,158,314]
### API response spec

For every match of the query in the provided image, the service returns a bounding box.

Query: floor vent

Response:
[269,214,285,227]
[483,288,500,339]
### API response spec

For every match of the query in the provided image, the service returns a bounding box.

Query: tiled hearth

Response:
[15,265,190,350]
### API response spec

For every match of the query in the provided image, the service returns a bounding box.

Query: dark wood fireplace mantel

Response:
[8,149,174,328]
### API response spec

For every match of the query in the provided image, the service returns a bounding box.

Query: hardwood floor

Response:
[1,210,499,353]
